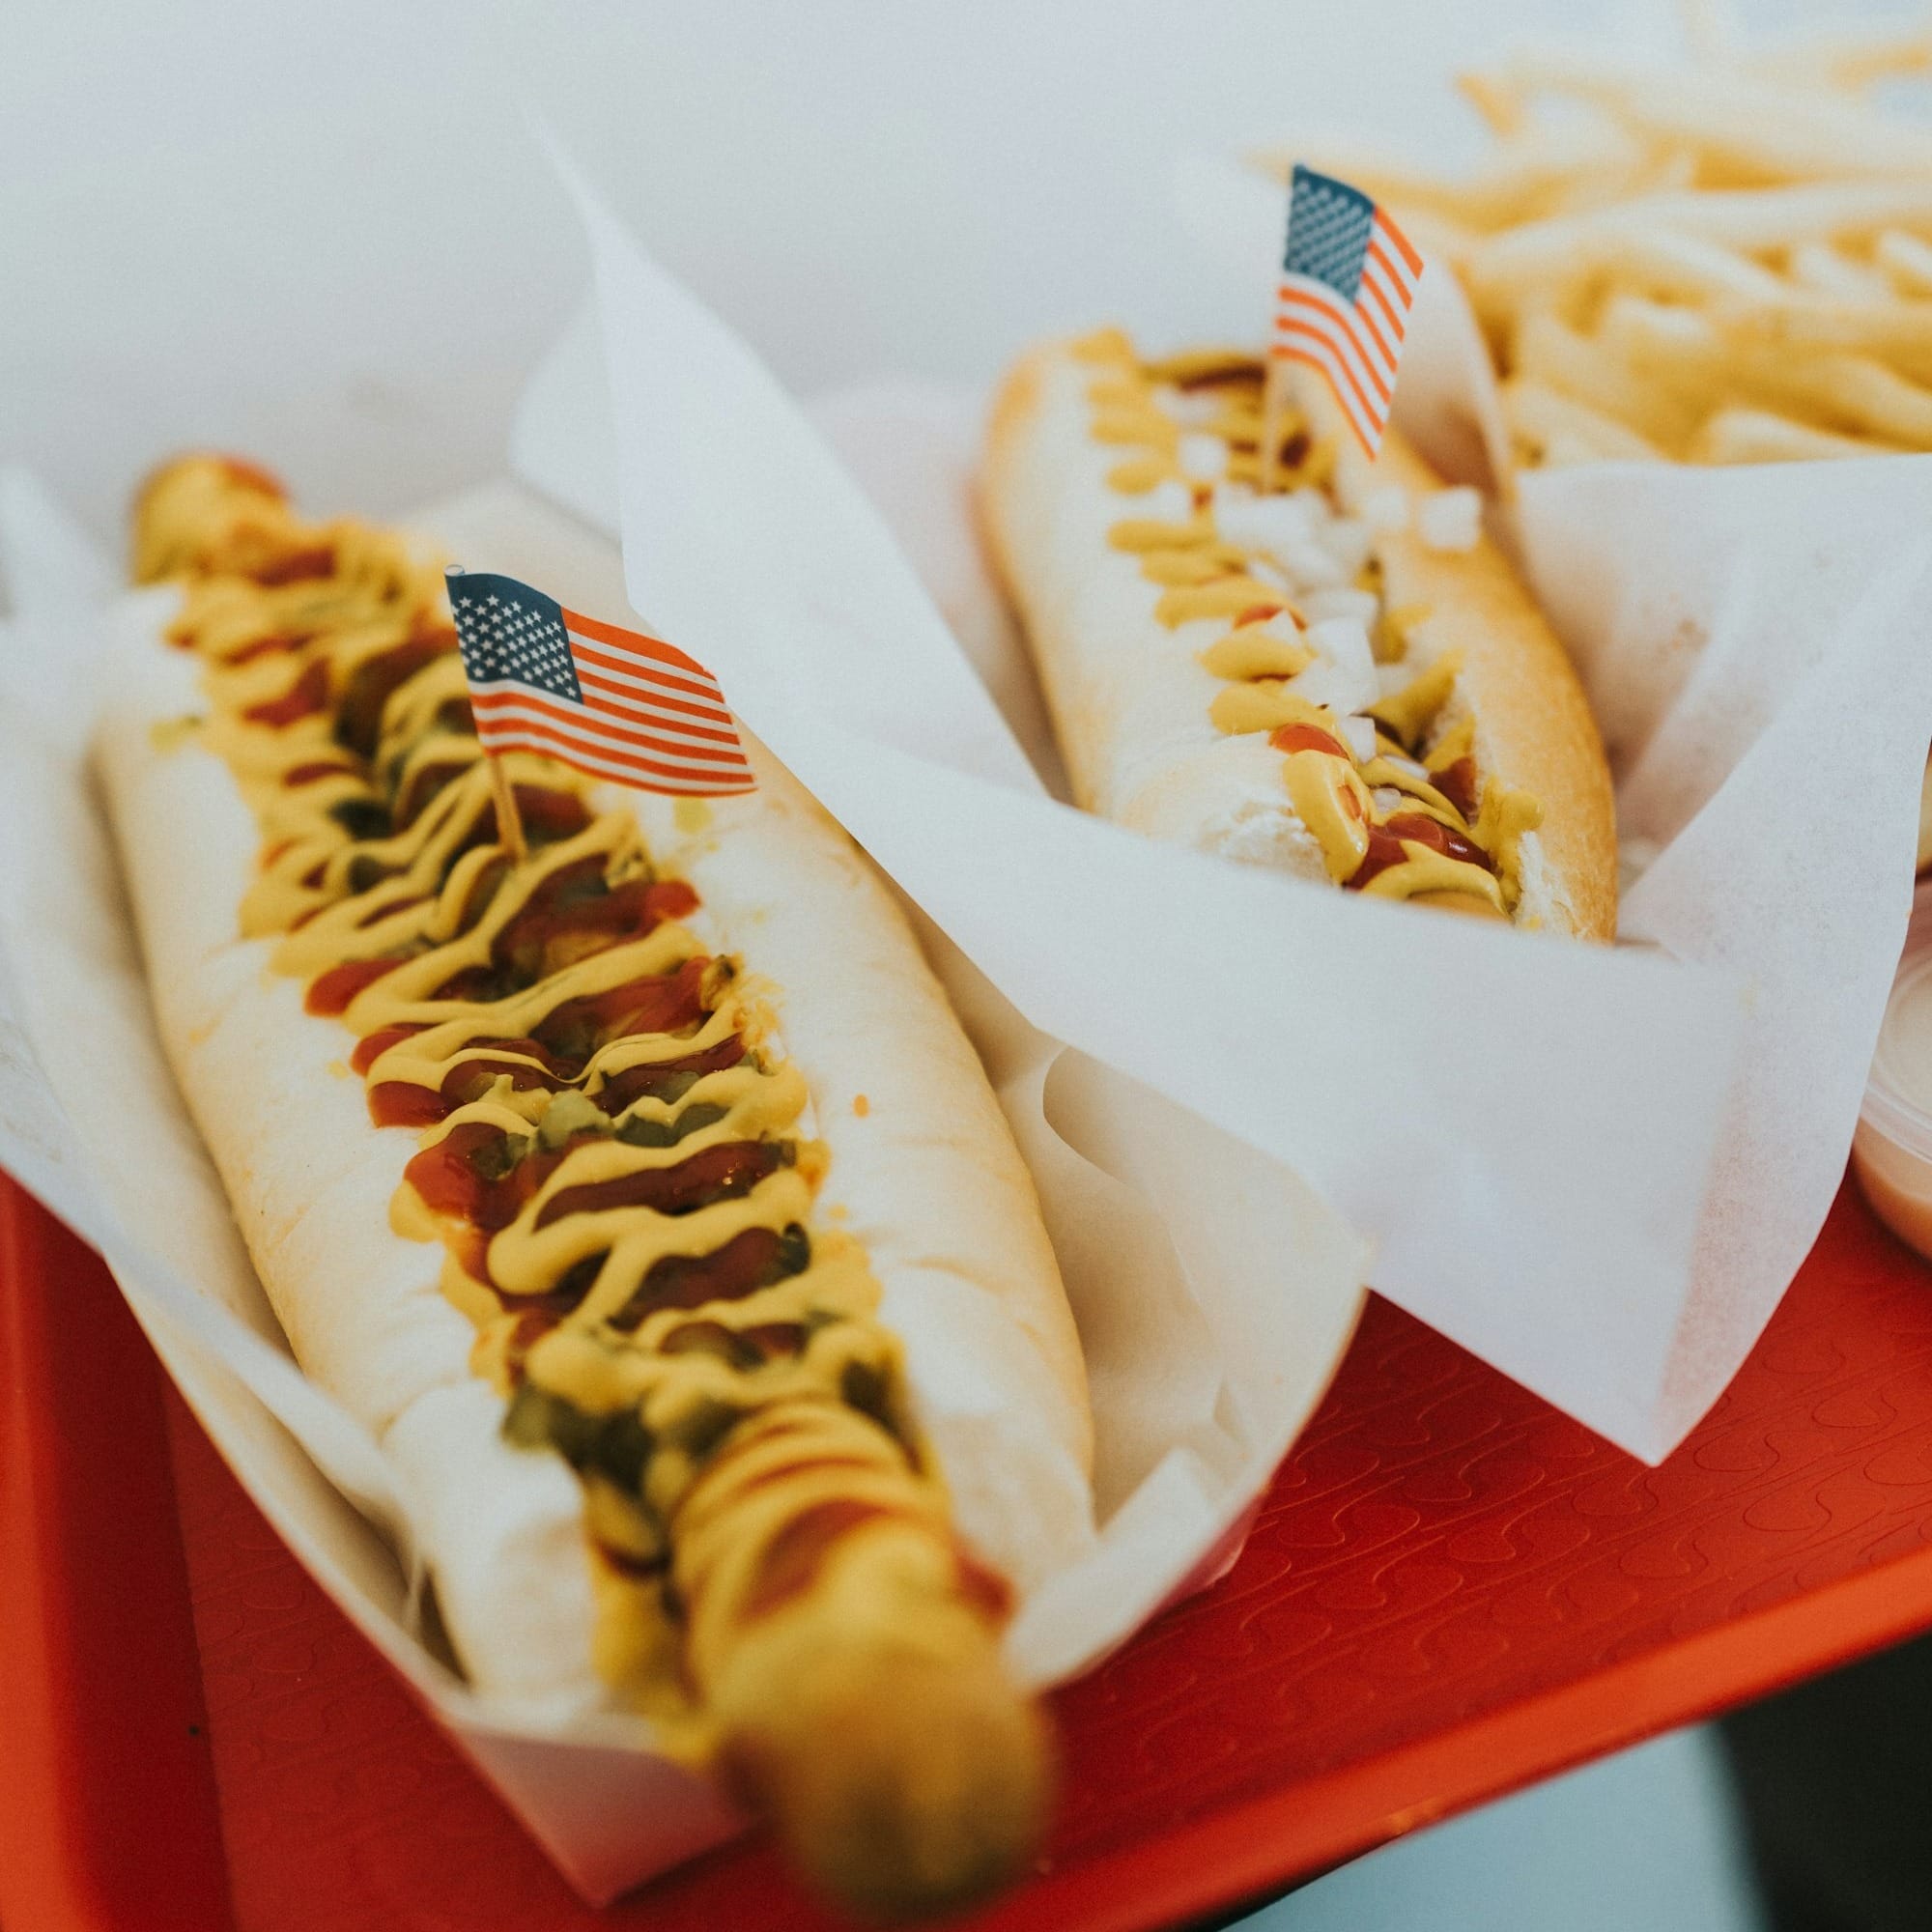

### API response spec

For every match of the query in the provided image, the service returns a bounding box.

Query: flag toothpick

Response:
[445,565,755,814]
[1261,359,1290,497]
[1270,163,1424,469]
[485,751,528,866]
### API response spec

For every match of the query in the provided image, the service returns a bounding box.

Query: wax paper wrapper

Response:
[0,454,1368,1897]
[507,146,1751,1469]
[1160,152,1932,1440]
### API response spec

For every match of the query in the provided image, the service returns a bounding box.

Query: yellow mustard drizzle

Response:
[133,457,1010,1748]
[1070,328,1541,919]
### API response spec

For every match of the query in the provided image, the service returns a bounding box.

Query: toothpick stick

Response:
[487,753,527,866]
[444,561,528,865]
[1262,356,1285,495]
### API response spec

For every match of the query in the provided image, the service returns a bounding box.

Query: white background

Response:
[0,0,1849,540]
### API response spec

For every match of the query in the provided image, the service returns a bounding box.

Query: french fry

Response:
[1877,228,1932,299]
[1502,376,1670,465]
[1602,226,1794,304]
[1509,308,1701,451]
[1596,294,1731,400]
[1604,293,1932,449]
[1247,122,1645,237]
[1500,48,1932,184]
[1779,355,1932,448]
[1722,292,1932,383]
[1689,407,1907,466]
[1787,241,1894,303]
[1540,140,1699,221]
[1727,334,1932,446]
[1456,68,1525,139]
[1606,182,1932,253]
[1465,212,1787,319]
[1746,24,1932,95]
[1595,298,1766,448]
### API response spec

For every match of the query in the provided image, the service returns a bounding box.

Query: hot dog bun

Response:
[98,457,1093,1920]
[982,333,1616,939]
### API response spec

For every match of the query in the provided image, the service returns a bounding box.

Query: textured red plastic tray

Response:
[10,1167,1932,1932]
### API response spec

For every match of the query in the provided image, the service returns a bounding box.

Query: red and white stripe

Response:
[470,608,756,797]
[1271,210,1424,457]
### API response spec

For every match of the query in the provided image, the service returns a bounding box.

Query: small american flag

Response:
[1273,164,1425,458]
[446,570,755,797]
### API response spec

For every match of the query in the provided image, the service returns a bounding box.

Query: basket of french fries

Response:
[1255,14,1932,476]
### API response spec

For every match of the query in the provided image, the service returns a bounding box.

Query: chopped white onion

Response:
[1282,539,1349,589]
[1212,486,1315,567]
[1136,478,1197,524]
[1179,433,1228,482]
[1291,663,1367,716]
[1310,616,1378,678]
[1417,487,1483,553]
[1372,785,1405,813]
[1362,484,1411,532]
[1340,716,1380,763]
[1301,587,1380,627]
[1318,517,1377,580]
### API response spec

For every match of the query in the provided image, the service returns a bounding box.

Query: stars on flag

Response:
[1272,163,1424,458]
[447,567,756,798]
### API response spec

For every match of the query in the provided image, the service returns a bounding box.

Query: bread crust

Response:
[982,337,1617,940]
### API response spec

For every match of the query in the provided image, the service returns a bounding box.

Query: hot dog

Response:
[101,456,1094,1921]
[981,332,1618,938]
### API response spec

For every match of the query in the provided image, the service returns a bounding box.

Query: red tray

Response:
[9,1167,1932,1932]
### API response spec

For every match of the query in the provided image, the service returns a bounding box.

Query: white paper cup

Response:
[1854,878,1932,1260]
